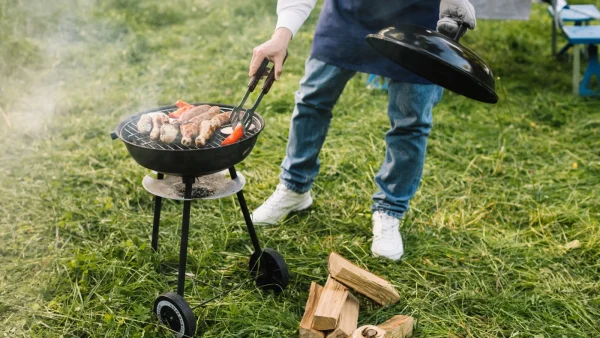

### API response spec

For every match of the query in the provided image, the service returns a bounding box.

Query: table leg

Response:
[573,44,581,95]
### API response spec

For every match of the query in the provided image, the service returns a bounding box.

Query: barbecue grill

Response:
[114,104,264,176]
[110,60,289,337]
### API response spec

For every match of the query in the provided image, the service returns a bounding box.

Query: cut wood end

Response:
[352,325,386,338]
[381,290,401,306]
[300,327,325,338]
[312,277,349,331]
[327,252,342,274]
[312,317,339,331]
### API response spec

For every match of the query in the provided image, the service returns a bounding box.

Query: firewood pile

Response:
[299,252,414,338]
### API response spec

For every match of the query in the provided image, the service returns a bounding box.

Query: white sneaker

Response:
[371,211,404,261]
[251,184,313,225]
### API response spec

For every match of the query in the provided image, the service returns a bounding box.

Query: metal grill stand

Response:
[148,166,289,337]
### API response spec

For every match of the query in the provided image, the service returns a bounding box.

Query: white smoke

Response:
[0,0,161,136]
[1,0,92,135]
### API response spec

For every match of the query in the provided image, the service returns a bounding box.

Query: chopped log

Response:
[378,315,414,338]
[328,252,400,306]
[352,325,386,338]
[325,293,359,338]
[300,282,325,338]
[312,276,349,331]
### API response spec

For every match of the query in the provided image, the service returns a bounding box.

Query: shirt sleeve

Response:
[275,0,317,37]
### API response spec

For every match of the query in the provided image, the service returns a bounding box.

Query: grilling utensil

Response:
[229,58,269,132]
[366,22,499,104]
[229,52,289,137]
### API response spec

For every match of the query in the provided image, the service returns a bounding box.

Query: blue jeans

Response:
[280,57,443,219]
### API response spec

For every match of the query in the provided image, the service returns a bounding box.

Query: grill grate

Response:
[120,106,262,151]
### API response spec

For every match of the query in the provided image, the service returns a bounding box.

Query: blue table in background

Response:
[548,4,600,56]
[562,25,600,96]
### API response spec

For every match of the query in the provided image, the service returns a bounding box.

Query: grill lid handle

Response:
[110,131,118,140]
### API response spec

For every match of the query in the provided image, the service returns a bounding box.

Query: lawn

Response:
[1,0,599,337]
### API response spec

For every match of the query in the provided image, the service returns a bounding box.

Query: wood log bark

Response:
[328,252,400,306]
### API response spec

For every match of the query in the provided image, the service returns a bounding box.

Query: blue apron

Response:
[310,0,440,83]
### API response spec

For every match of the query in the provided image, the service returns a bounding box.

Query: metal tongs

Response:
[229,52,289,134]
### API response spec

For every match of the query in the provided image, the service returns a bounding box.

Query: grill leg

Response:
[177,177,194,296]
[229,167,262,253]
[151,173,164,251]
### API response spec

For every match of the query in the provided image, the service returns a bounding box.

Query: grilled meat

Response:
[149,113,169,140]
[137,112,165,135]
[180,106,222,146]
[180,123,200,146]
[137,114,153,134]
[187,106,221,125]
[159,120,180,144]
[179,104,211,124]
[195,111,231,147]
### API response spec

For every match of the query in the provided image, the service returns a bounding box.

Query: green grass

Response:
[1,0,599,336]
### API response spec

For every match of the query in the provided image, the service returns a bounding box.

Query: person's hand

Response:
[437,0,476,39]
[249,28,292,81]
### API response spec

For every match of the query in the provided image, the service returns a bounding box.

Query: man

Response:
[249,0,476,261]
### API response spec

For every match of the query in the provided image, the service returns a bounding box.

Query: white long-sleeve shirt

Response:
[275,0,318,37]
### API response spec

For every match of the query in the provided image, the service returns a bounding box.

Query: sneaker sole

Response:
[253,197,313,226]
[372,251,403,261]
[371,244,403,261]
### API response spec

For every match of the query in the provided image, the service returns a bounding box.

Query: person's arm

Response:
[275,0,317,38]
[249,0,317,80]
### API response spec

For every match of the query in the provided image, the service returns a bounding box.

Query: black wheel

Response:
[249,248,289,292]
[153,292,197,338]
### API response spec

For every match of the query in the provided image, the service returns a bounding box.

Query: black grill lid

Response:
[366,24,498,104]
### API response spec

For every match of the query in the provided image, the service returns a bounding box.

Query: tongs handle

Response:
[238,52,289,132]
[261,51,289,95]
[222,52,289,146]
[247,59,270,92]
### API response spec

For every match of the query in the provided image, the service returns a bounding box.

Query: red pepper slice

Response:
[175,100,193,108]
[168,105,193,118]
[221,125,244,146]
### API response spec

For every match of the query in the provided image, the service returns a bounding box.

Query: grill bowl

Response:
[113,103,265,176]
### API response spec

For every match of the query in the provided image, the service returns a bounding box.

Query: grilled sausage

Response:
[187,106,221,125]
[179,105,211,124]
[180,106,222,146]
[180,123,200,146]
[195,111,231,147]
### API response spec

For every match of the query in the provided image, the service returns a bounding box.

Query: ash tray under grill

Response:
[142,170,245,201]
